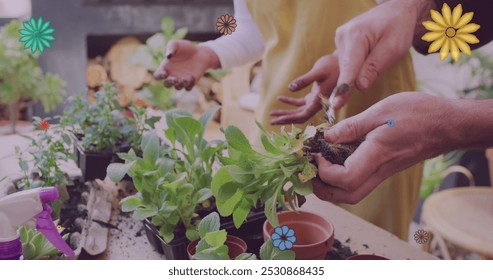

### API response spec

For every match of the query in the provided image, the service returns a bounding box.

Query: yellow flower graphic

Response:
[422,3,480,62]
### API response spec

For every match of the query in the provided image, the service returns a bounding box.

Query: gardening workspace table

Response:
[0,132,436,260]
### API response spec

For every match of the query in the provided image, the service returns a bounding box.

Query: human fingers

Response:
[276,96,306,107]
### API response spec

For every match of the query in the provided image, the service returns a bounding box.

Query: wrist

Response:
[198,45,221,69]
[446,98,493,150]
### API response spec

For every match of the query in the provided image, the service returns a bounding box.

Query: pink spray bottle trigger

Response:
[36,187,75,257]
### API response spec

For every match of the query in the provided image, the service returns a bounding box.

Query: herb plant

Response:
[61,83,158,153]
[107,107,223,242]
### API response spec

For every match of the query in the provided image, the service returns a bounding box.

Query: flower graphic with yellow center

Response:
[422,3,480,62]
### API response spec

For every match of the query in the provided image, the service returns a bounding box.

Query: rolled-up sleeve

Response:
[200,0,265,69]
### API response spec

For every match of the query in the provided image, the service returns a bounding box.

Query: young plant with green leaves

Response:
[0,20,66,133]
[212,124,319,229]
[19,225,69,260]
[16,117,74,191]
[61,84,158,153]
[191,212,295,260]
[212,120,361,229]
[107,107,223,242]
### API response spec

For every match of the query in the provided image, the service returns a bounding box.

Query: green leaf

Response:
[107,161,135,182]
[228,165,254,184]
[161,16,175,38]
[159,227,175,243]
[211,166,235,195]
[233,200,251,228]
[224,125,254,154]
[217,184,243,217]
[141,133,160,164]
[198,212,221,238]
[175,117,202,142]
[195,238,210,253]
[260,133,283,155]
[172,27,188,40]
[204,230,227,247]
[186,229,200,241]
[132,206,158,220]
[236,253,257,260]
[195,188,212,203]
[120,196,142,212]
[265,187,280,227]
[273,250,296,260]
[198,106,220,135]
[293,180,313,196]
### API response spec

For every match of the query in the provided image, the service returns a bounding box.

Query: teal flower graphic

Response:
[18,16,55,54]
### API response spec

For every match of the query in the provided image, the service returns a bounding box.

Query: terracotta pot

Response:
[347,254,388,260]
[187,235,247,260]
[263,211,334,260]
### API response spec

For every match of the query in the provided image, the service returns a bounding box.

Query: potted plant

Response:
[212,123,357,231]
[186,212,247,260]
[61,83,159,181]
[263,211,334,260]
[107,107,223,259]
[189,212,296,260]
[0,20,66,134]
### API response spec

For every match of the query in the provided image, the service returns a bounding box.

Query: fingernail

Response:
[166,52,173,59]
[335,83,349,97]
[288,82,298,91]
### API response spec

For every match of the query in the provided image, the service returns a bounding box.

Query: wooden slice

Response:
[86,64,108,88]
[106,36,147,89]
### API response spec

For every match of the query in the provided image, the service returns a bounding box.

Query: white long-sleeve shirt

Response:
[201,0,265,69]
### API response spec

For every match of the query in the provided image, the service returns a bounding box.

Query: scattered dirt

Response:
[326,239,357,260]
[59,181,89,250]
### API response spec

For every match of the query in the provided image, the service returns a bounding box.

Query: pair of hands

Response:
[154,0,432,204]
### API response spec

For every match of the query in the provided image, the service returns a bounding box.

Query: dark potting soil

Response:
[59,181,89,250]
[303,128,362,165]
[325,239,357,260]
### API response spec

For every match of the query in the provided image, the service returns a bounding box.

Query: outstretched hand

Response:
[153,40,220,90]
[270,54,339,125]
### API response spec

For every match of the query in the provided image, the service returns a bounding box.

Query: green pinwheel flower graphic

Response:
[18,16,55,54]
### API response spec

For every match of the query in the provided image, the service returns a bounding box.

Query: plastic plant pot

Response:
[347,254,389,260]
[187,235,247,260]
[143,219,190,260]
[74,141,114,182]
[263,211,334,260]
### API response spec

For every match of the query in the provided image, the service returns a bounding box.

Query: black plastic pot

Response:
[74,141,114,182]
[143,219,190,260]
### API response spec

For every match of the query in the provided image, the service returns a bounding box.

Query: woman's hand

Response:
[332,0,431,109]
[153,40,220,90]
[312,92,460,204]
[270,54,339,125]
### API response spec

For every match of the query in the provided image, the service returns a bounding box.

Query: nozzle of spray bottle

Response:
[0,187,75,260]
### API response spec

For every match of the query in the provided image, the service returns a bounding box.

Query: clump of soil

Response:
[304,127,363,165]
[326,239,357,260]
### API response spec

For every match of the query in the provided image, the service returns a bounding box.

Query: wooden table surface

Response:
[0,133,437,260]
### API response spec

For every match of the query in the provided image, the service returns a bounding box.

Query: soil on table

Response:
[59,181,89,250]
[325,239,357,260]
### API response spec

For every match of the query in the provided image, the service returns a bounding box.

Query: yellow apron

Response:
[246,0,423,240]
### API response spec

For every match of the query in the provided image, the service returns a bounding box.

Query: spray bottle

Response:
[0,187,75,260]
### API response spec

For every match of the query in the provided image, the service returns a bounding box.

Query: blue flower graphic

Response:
[271,225,296,251]
[387,119,395,127]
